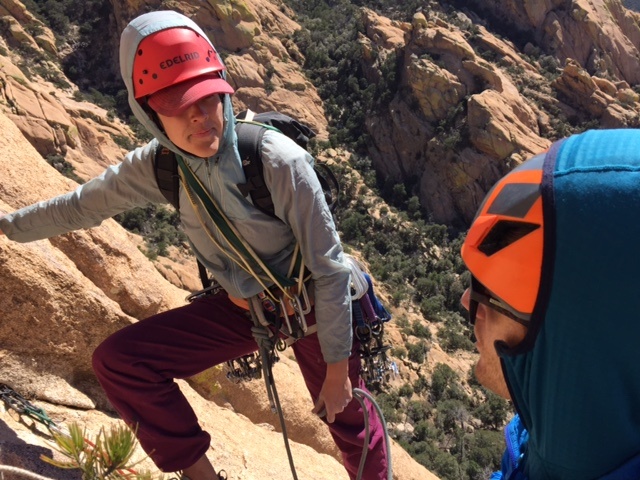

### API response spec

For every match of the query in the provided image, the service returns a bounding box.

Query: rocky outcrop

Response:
[359,8,553,226]
[552,58,640,127]
[465,0,640,85]
[357,4,639,225]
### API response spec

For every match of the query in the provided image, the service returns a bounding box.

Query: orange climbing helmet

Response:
[132,27,234,115]
[461,153,545,324]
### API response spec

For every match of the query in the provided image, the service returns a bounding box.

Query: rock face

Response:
[356,3,640,225]
[0,2,439,478]
[469,0,640,84]
[0,0,639,477]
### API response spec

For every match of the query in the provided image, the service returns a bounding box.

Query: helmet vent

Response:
[487,183,540,218]
[478,220,539,256]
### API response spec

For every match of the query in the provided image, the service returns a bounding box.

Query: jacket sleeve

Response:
[495,415,529,480]
[0,141,168,243]
[260,131,353,364]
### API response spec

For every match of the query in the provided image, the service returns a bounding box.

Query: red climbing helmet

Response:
[461,153,546,324]
[132,27,234,115]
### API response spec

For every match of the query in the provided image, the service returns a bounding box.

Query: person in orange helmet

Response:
[460,129,640,479]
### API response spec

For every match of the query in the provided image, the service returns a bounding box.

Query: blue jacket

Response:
[493,129,640,479]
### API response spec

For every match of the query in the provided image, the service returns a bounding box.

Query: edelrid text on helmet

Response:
[461,153,546,321]
[159,52,201,70]
[133,27,226,99]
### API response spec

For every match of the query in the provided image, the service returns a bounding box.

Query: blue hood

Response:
[499,129,640,479]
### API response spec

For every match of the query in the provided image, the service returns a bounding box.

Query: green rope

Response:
[175,155,295,289]
[0,384,57,432]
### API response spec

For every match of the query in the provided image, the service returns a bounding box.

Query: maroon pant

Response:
[92,292,387,479]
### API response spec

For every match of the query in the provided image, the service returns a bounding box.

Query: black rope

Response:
[248,300,299,480]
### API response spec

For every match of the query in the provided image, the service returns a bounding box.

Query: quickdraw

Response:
[225,350,279,383]
[0,383,61,434]
[352,295,395,391]
[352,287,396,391]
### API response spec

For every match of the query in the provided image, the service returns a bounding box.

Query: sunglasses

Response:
[468,276,529,326]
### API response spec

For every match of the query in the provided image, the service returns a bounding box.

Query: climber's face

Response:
[461,288,527,399]
[156,94,225,158]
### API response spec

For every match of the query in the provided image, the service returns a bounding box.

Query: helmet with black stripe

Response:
[461,153,545,325]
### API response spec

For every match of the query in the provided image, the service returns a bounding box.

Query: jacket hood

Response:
[499,129,640,479]
[119,10,235,159]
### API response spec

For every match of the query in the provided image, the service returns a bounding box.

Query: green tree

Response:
[430,363,466,403]
[407,340,428,364]
[473,390,511,430]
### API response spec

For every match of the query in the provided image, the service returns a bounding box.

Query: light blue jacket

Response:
[0,10,352,363]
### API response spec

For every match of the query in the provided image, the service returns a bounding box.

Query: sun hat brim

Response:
[147,74,234,117]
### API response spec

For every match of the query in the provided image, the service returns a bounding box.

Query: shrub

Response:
[438,315,475,352]
[412,375,429,395]
[46,154,84,184]
[114,204,186,258]
[435,399,470,434]
[465,429,505,472]
[374,391,402,423]
[473,390,511,430]
[398,382,414,398]
[411,320,432,340]
[391,346,407,359]
[406,400,431,423]
[430,363,467,403]
[407,340,428,364]
[42,421,162,479]
[420,295,446,320]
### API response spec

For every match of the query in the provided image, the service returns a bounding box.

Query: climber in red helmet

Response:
[0,10,388,480]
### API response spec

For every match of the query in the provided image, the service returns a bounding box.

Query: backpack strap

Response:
[235,121,278,217]
[153,143,180,210]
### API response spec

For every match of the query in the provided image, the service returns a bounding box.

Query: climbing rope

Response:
[249,302,300,480]
[246,304,393,480]
[352,388,393,480]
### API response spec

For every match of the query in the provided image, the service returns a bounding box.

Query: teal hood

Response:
[499,129,640,479]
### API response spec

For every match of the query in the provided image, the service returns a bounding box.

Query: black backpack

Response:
[153,111,339,217]
[152,110,339,289]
